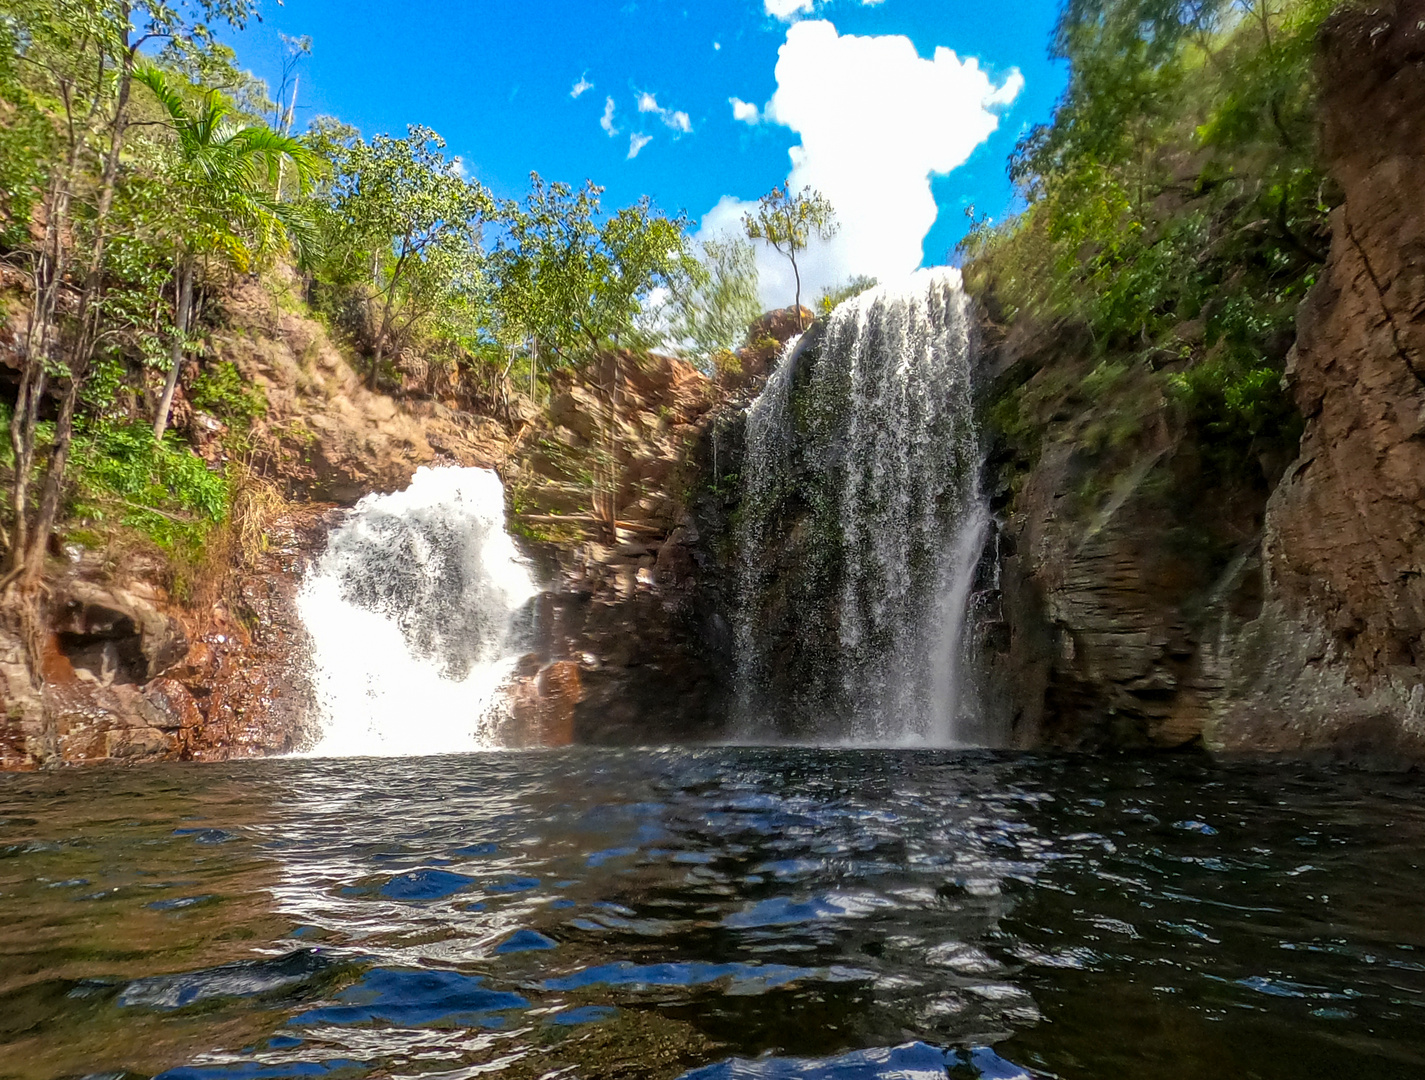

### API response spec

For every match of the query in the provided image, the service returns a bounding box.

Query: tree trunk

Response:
[24,378,81,586]
[368,339,384,391]
[153,257,193,442]
[9,145,80,574]
[13,22,136,591]
[791,254,804,331]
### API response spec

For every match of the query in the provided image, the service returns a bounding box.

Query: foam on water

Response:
[296,466,538,757]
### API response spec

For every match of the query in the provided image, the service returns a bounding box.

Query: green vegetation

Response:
[304,122,490,392]
[817,275,878,316]
[133,63,317,441]
[963,0,1335,480]
[189,362,267,426]
[670,236,763,372]
[0,0,749,596]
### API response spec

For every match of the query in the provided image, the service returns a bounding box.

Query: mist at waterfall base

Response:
[296,466,538,756]
[735,269,990,748]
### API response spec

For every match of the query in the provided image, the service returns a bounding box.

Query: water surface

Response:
[2,749,1423,1078]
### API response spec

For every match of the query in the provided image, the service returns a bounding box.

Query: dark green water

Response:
[2,749,1423,1079]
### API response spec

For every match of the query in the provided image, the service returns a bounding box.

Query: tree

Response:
[742,185,838,331]
[311,125,492,391]
[134,64,320,441]
[670,236,763,369]
[491,174,698,536]
[492,176,696,364]
[0,0,256,596]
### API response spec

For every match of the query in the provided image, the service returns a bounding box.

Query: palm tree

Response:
[134,66,320,441]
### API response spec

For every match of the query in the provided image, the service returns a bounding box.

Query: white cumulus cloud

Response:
[730,97,761,124]
[628,132,654,159]
[600,96,618,136]
[571,73,594,99]
[764,0,885,22]
[702,20,1021,309]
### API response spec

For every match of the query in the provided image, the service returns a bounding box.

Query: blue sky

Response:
[226,0,1066,304]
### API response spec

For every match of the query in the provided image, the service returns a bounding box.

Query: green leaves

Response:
[491,173,696,367]
[133,62,321,270]
[304,123,492,369]
[670,236,763,366]
[966,0,1338,484]
[742,185,838,255]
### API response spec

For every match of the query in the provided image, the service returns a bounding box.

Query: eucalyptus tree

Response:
[134,65,320,441]
[310,124,492,391]
[0,0,255,597]
[491,174,698,535]
[491,174,697,368]
[742,185,838,331]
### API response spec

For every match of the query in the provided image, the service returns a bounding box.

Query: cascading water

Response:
[733,268,989,746]
[296,466,539,757]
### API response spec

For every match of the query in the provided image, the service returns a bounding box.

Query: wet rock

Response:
[53,582,188,683]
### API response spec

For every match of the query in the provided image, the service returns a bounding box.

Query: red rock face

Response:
[0,509,327,770]
[1209,0,1425,754]
[1267,1,1425,673]
[507,660,583,748]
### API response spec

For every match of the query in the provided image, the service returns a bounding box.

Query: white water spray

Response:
[296,467,538,757]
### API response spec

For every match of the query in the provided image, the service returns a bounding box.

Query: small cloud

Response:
[713,40,722,50]
[600,96,618,136]
[628,132,653,158]
[449,155,468,179]
[765,0,814,19]
[571,73,594,99]
[729,97,761,124]
[766,0,886,22]
[637,91,694,134]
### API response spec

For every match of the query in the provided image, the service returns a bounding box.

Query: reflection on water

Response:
[2,749,1424,1079]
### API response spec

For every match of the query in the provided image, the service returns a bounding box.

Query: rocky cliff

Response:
[501,311,808,745]
[0,262,806,767]
[976,0,1425,756]
[1209,0,1425,753]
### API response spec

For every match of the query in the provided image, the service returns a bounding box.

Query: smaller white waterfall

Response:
[297,467,538,757]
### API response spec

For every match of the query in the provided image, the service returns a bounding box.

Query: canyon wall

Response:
[1208,1,1425,753]
[977,0,1425,756]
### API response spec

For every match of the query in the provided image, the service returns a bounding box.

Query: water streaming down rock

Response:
[733,269,989,745]
[297,466,539,756]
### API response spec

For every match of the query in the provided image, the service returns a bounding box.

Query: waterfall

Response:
[733,268,988,746]
[296,466,539,757]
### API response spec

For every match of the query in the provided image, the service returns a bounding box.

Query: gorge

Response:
[3,1,1425,1077]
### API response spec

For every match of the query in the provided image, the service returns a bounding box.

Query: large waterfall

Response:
[296,467,538,757]
[733,268,988,746]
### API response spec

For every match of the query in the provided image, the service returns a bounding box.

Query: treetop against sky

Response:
[223,0,1066,306]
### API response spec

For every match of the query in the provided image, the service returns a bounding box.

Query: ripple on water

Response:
[678,1041,1045,1079]
[290,967,529,1028]
[3,750,1425,1080]
[119,950,336,1010]
[376,868,475,901]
